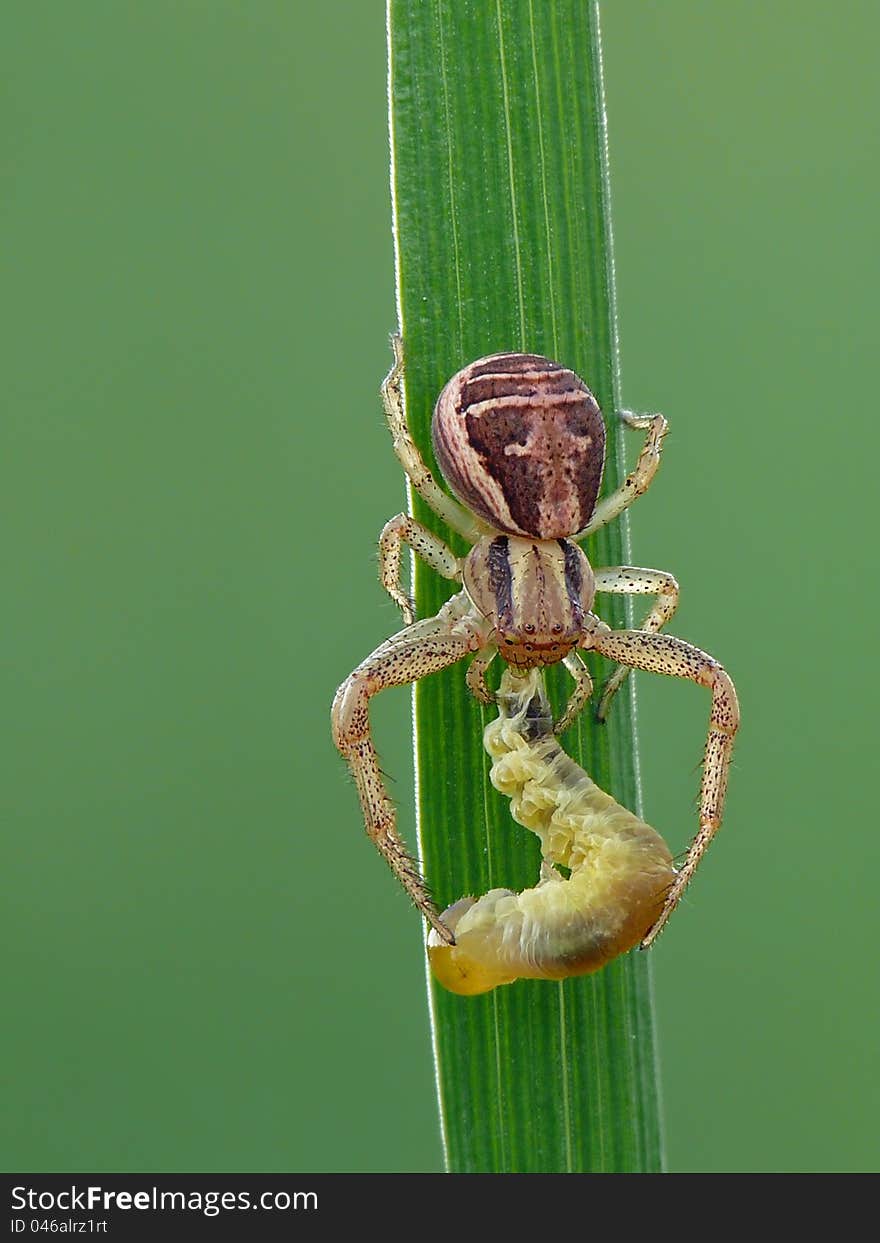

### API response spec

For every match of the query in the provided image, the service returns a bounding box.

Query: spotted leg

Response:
[332,592,490,943]
[592,567,680,721]
[465,644,498,705]
[379,513,461,625]
[586,628,739,945]
[382,335,484,542]
[574,410,668,540]
[554,652,594,735]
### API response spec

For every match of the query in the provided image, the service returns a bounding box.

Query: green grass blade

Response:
[388,0,663,1172]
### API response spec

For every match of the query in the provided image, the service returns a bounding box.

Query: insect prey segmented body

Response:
[427,667,676,995]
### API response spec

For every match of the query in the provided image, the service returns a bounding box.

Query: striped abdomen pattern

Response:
[431,352,605,539]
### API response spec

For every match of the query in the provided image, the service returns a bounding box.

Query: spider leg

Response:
[553,652,594,735]
[586,628,739,945]
[379,513,461,625]
[332,592,490,943]
[574,410,668,540]
[592,567,680,721]
[382,335,483,542]
[465,643,498,705]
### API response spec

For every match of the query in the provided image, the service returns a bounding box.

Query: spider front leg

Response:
[378,513,460,626]
[575,409,668,539]
[465,644,498,705]
[331,592,491,944]
[554,652,594,735]
[382,335,483,542]
[586,627,739,945]
[592,567,680,722]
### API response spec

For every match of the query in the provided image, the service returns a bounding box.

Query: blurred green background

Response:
[2,1,877,1173]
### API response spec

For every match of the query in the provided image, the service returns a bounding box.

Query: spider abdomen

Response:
[432,352,606,539]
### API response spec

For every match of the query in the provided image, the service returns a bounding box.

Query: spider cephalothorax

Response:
[331,337,738,951]
[462,534,595,670]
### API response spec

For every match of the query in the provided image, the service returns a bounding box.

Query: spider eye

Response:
[552,623,563,634]
[524,623,536,634]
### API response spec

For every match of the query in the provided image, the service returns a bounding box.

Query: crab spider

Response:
[331,338,738,949]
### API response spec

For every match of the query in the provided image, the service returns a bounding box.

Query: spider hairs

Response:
[428,667,676,995]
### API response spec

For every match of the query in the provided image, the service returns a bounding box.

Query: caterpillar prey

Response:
[428,668,676,996]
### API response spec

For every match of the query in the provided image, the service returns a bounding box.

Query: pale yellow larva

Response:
[428,668,675,995]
